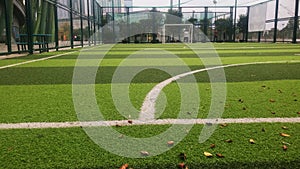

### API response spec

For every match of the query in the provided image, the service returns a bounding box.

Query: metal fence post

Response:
[25,0,33,54]
[273,0,279,43]
[69,0,74,48]
[4,0,12,53]
[54,1,59,51]
[293,0,299,43]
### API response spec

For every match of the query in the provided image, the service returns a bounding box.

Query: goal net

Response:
[162,24,194,43]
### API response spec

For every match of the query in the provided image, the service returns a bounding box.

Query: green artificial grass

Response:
[0,43,300,168]
[0,123,299,168]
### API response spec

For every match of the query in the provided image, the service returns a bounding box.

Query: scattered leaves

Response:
[167,141,174,146]
[278,89,283,93]
[120,164,129,169]
[249,139,255,144]
[282,145,288,151]
[269,99,276,103]
[280,133,291,137]
[271,112,276,115]
[216,153,225,158]
[204,152,213,158]
[140,151,149,156]
[179,153,187,161]
[210,144,216,148]
[297,112,300,115]
[282,126,289,130]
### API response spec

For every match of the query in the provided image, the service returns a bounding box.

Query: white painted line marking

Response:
[0,118,300,130]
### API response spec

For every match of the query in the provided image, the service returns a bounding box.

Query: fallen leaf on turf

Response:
[216,153,224,158]
[120,164,129,169]
[128,120,133,124]
[179,153,187,161]
[140,151,149,156]
[238,99,244,103]
[225,139,233,143]
[280,133,291,137]
[210,144,216,148]
[167,141,174,146]
[249,139,255,144]
[269,99,276,103]
[220,123,228,128]
[271,112,276,114]
[204,152,213,158]
[262,128,266,132]
[282,145,288,151]
[178,163,185,169]
[282,141,291,145]
[282,126,289,130]
[297,112,300,115]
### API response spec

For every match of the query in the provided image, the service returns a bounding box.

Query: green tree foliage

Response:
[215,18,233,41]
[237,14,248,41]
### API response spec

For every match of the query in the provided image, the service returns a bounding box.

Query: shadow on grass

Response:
[0,63,299,85]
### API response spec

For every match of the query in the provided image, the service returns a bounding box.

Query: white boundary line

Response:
[0,46,98,70]
[1,118,300,130]
[0,51,77,70]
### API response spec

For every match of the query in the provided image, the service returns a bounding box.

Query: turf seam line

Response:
[1,118,300,129]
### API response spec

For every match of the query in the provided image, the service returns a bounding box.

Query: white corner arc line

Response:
[139,60,300,120]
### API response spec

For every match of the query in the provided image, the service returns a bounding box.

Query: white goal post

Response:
[162,24,194,44]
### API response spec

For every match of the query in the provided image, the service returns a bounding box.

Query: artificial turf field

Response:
[0,43,300,168]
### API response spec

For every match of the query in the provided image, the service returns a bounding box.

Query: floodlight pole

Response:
[233,0,237,42]
[170,0,173,11]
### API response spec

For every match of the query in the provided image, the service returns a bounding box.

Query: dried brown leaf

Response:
[280,133,291,137]
[225,139,233,143]
[220,123,228,128]
[178,163,185,169]
[283,145,288,151]
[269,99,276,103]
[140,151,149,156]
[167,141,174,146]
[216,153,225,158]
[119,164,129,169]
[204,152,213,158]
[249,139,255,144]
[210,144,216,148]
[179,153,187,161]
